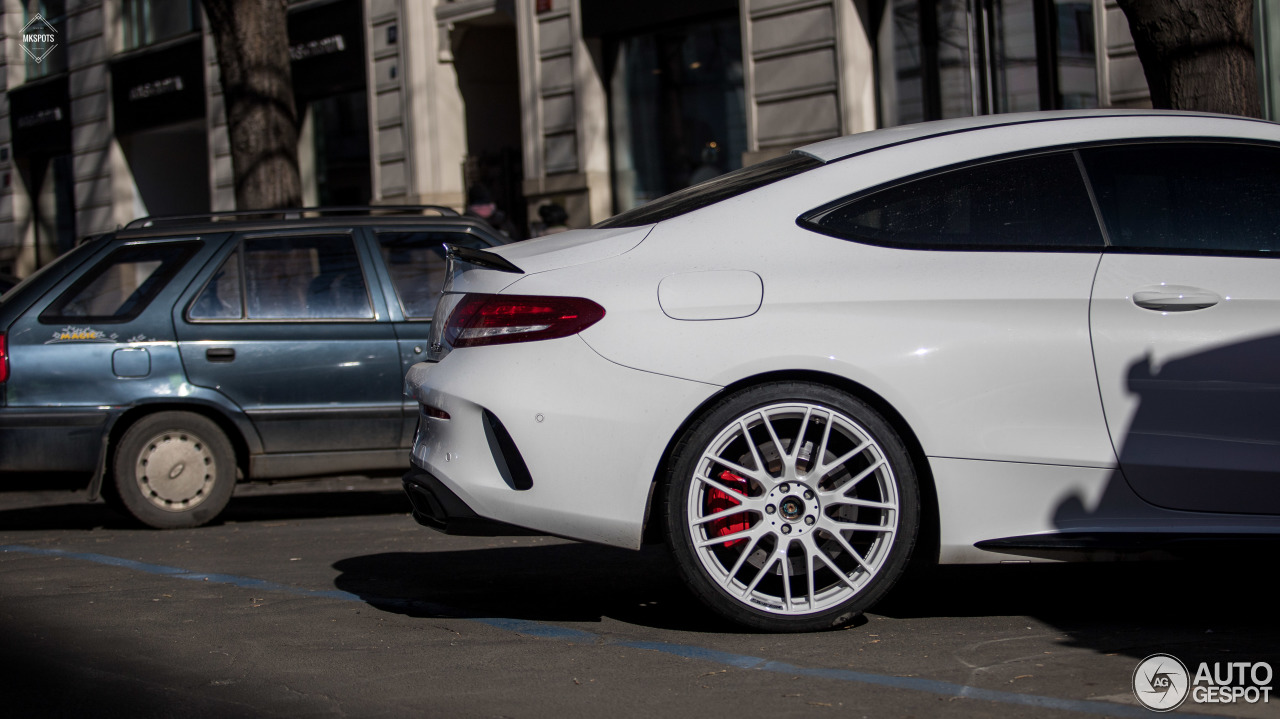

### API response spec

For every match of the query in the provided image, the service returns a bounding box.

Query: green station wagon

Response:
[0,207,506,528]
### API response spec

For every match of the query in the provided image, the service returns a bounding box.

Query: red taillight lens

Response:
[444,294,605,348]
[0,333,7,383]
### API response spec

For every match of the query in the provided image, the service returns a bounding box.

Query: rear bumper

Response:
[402,467,540,536]
[0,408,111,474]
[403,337,719,549]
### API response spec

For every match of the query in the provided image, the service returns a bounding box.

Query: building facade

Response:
[0,0,1275,276]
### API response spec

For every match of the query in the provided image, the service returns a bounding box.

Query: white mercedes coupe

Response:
[403,110,1280,631]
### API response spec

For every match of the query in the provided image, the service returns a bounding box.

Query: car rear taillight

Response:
[0,333,7,383]
[444,294,605,348]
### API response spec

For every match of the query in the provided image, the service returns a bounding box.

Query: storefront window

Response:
[1053,1,1098,109]
[1258,0,1280,121]
[878,0,1095,126]
[303,91,372,207]
[122,0,200,51]
[607,16,746,213]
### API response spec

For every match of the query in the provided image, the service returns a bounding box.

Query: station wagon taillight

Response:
[444,294,605,348]
[0,333,7,383]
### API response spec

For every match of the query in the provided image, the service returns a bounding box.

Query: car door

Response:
[1084,142,1280,515]
[2,238,208,470]
[368,226,505,446]
[175,230,401,455]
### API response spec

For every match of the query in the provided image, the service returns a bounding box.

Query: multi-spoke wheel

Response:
[110,411,236,529]
[666,383,919,631]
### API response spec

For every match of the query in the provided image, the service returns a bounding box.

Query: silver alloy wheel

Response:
[685,402,900,616]
[132,429,218,512]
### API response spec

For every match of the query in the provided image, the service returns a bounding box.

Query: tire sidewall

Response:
[111,411,236,529]
[665,382,920,632]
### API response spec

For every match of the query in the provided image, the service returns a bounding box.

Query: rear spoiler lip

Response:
[445,244,525,274]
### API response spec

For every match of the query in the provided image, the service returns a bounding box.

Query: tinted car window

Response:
[1081,142,1280,254]
[377,231,493,319]
[41,241,198,323]
[193,235,373,320]
[596,152,823,229]
[801,152,1104,250]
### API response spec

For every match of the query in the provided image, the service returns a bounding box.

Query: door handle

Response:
[1131,286,1220,312]
[206,347,236,362]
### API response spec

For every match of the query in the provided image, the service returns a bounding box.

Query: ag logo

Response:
[1134,653,1190,712]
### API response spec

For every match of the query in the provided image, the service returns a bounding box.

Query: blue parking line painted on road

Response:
[0,544,1220,718]
[1,545,364,603]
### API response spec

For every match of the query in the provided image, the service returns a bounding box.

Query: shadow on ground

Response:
[333,542,750,634]
[334,543,1276,662]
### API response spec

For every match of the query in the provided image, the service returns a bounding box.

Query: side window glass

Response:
[377,231,493,319]
[801,152,1104,250]
[41,242,199,323]
[189,250,244,320]
[1081,143,1280,253]
[242,235,372,320]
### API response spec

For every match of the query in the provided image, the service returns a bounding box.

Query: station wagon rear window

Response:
[40,241,199,323]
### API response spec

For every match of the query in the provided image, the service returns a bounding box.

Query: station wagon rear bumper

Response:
[0,408,111,475]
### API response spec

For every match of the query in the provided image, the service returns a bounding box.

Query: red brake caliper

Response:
[705,470,751,547]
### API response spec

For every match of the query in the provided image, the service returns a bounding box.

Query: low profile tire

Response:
[111,412,236,529]
[665,382,920,632]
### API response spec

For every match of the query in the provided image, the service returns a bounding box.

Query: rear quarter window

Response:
[595,152,823,228]
[40,241,199,323]
[800,151,1105,251]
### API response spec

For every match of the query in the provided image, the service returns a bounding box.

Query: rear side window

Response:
[800,152,1104,251]
[377,231,495,319]
[595,152,823,228]
[189,235,373,320]
[41,242,198,323]
[1080,142,1280,254]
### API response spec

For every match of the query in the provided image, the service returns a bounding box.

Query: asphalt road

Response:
[1,477,1275,719]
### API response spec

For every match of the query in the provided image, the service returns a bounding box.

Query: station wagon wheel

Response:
[111,411,236,529]
[666,383,919,632]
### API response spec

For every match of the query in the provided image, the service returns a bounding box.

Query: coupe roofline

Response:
[796,109,1278,164]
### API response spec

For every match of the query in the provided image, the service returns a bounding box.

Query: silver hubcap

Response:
[134,429,217,512]
[686,402,899,616]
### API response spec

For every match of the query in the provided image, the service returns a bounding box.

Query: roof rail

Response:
[123,205,460,230]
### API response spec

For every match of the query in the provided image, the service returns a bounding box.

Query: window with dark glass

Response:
[596,151,822,229]
[121,0,200,50]
[876,0,1097,126]
[604,14,747,213]
[801,151,1103,250]
[42,242,198,323]
[377,232,494,319]
[192,235,372,320]
[1081,143,1280,254]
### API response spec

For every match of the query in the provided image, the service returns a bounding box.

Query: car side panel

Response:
[511,228,1114,470]
[173,233,403,455]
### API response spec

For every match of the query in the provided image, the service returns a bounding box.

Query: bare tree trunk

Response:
[1117,0,1261,118]
[204,0,302,210]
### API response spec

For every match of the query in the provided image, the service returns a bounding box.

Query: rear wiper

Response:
[445,244,524,274]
